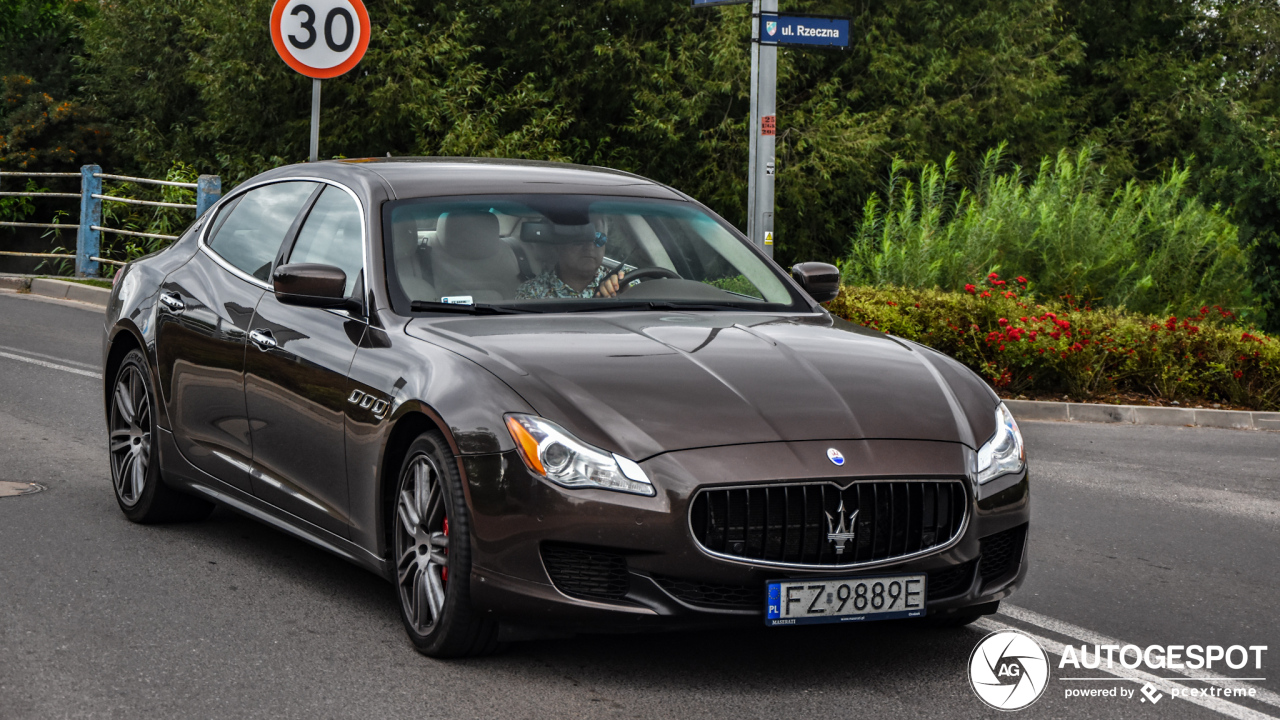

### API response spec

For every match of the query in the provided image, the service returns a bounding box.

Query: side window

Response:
[286,185,364,297]
[206,181,318,282]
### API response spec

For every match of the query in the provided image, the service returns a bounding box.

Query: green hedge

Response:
[827,276,1279,411]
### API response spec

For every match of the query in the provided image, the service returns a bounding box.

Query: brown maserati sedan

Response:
[102,158,1029,657]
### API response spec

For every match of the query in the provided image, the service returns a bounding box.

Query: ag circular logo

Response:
[969,630,1050,711]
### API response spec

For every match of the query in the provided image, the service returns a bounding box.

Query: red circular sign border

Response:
[271,0,371,80]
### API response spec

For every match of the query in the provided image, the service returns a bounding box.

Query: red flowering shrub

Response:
[828,282,1280,410]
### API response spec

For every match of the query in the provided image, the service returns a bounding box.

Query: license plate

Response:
[765,573,927,626]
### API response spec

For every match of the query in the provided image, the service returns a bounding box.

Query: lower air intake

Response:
[540,543,630,601]
[979,524,1027,586]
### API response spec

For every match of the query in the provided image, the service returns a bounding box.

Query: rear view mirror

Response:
[520,221,594,244]
[274,263,348,308]
[791,262,840,304]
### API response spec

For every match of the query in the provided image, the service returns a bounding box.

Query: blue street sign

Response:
[758,14,850,48]
[691,0,750,6]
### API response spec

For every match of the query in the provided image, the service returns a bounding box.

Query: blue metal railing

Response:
[0,165,221,277]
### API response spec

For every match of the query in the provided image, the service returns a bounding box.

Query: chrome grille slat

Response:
[689,480,968,569]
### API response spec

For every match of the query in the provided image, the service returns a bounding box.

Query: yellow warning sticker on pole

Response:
[764,232,774,245]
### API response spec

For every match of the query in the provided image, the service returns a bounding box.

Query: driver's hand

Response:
[595,269,625,298]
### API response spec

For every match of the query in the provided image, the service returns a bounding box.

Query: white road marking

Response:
[0,345,97,370]
[1001,604,1280,710]
[972,611,1278,720]
[0,349,100,379]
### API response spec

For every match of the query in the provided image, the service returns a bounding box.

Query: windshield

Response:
[382,195,803,313]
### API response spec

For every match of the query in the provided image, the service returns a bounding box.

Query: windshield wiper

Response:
[410,301,536,315]
[566,300,746,313]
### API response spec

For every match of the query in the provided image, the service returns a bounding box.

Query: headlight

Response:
[974,403,1025,484]
[504,414,655,497]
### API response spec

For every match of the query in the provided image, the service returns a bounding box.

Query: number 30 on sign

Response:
[271,0,370,79]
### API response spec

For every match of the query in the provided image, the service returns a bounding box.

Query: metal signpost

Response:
[270,0,372,162]
[695,0,849,257]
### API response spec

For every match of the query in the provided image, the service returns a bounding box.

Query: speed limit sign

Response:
[271,0,370,79]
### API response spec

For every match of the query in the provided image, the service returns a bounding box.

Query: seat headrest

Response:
[391,218,420,262]
[437,212,501,260]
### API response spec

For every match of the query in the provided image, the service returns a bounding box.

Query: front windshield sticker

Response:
[441,295,474,305]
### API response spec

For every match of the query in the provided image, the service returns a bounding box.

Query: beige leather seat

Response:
[429,212,521,302]
[390,215,437,301]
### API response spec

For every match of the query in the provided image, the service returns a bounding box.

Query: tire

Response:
[393,432,502,658]
[108,349,215,523]
[927,601,1000,628]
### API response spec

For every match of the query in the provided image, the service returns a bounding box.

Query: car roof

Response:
[252,157,689,202]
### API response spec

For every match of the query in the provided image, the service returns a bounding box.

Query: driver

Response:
[516,227,626,299]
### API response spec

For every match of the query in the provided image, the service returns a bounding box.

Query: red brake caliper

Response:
[441,517,449,585]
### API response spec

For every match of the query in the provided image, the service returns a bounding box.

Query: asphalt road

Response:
[1,289,1277,720]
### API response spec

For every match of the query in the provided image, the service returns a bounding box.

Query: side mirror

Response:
[273,263,348,308]
[791,262,841,303]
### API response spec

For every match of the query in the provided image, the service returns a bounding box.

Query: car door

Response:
[156,180,319,491]
[243,183,367,537]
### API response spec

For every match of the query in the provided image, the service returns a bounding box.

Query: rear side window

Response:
[286,185,364,296]
[207,181,318,282]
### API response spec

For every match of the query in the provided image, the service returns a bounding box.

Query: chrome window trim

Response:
[685,478,971,572]
[198,176,369,303]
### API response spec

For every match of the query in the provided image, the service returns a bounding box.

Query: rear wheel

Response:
[393,432,501,657]
[109,349,214,523]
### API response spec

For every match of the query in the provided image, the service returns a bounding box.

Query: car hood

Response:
[405,312,998,461]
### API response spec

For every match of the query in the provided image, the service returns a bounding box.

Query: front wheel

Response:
[108,349,214,523]
[393,432,501,657]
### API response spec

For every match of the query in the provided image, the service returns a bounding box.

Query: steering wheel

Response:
[615,266,680,292]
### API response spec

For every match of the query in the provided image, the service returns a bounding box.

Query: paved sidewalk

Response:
[1005,398,1279,432]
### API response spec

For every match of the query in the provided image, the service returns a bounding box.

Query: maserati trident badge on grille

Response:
[825,499,858,557]
[827,448,845,466]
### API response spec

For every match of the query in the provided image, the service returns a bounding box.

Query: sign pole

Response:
[272,0,370,164]
[697,0,846,257]
[310,78,322,162]
[751,0,778,258]
[746,0,760,251]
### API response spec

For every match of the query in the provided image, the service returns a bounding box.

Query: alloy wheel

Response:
[395,454,450,634]
[109,363,152,507]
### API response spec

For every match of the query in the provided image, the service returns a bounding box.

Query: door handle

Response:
[248,329,278,351]
[159,292,185,315]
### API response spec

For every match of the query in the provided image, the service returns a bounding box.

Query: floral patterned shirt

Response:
[516,265,611,299]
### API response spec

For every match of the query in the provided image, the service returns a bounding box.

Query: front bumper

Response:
[462,439,1029,632]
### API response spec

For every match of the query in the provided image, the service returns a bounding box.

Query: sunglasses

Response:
[593,231,608,248]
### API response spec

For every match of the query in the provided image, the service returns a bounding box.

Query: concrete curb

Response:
[0,273,32,291]
[1004,399,1280,432]
[27,278,110,307]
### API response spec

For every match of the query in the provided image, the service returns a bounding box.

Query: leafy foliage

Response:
[845,145,1256,321]
[3,0,1280,326]
[829,280,1280,410]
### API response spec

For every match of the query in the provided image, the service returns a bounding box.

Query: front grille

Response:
[690,481,967,568]
[928,561,976,599]
[653,575,763,609]
[540,543,630,601]
[979,524,1027,585]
